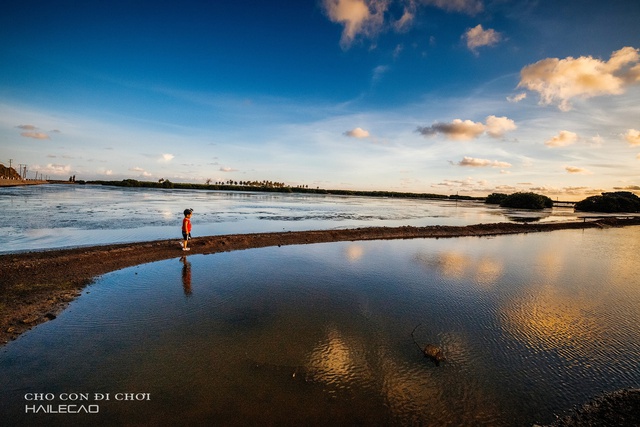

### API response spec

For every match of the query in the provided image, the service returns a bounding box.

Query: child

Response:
[181,208,193,251]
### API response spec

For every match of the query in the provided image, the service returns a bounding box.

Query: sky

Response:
[1,0,639,200]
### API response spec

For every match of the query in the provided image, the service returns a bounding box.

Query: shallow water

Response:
[1,227,639,426]
[0,184,582,253]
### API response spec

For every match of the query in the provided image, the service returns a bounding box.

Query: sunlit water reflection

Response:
[0,184,584,253]
[1,227,639,426]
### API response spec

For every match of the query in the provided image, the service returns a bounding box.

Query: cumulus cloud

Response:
[161,153,175,162]
[417,119,485,140]
[344,127,371,138]
[417,116,516,140]
[322,0,386,49]
[565,166,590,174]
[624,129,640,146]
[463,24,502,52]
[485,115,516,138]
[545,130,578,147]
[518,46,640,111]
[457,157,511,168]
[220,166,237,172]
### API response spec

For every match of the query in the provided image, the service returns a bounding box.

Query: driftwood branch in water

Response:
[411,323,446,366]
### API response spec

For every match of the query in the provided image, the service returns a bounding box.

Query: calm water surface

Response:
[1,227,639,426]
[0,184,582,254]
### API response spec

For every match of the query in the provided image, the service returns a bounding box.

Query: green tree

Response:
[500,192,553,209]
[575,191,640,213]
[485,193,509,204]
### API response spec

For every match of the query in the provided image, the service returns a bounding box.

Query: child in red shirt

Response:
[182,208,193,251]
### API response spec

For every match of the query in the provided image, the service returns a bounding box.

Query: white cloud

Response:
[545,130,578,147]
[457,157,512,168]
[565,166,590,174]
[31,163,71,176]
[507,92,527,103]
[485,115,516,138]
[624,129,640,146]
[464,24,502,52]
[344,127,371,138]
[372,65,390,83]
[161,153,175,162]
[518,46,640,111]
[220,166,237,172]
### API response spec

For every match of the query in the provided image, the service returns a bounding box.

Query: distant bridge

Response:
[553,201,576,207]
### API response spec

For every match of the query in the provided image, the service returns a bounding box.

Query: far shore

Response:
[0,178,50,187]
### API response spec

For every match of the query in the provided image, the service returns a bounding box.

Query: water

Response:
[0,184,582,254]
[1,227,640,426]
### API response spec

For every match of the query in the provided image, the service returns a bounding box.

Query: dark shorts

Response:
[182,232,191,240]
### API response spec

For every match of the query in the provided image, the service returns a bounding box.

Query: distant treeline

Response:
[86,179,483,201]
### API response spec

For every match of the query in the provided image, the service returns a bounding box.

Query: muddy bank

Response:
[2,217,640,346]
[540,388,640,427]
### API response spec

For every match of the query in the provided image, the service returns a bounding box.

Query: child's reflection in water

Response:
[180,256,192,296]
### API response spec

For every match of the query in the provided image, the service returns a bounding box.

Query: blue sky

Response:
[1,0,639,199]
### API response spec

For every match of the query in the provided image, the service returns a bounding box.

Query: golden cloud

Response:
[565,166,590,174]
[545,130,578,147]
[417,119,485,140]
[458,156,512,168]
[322,0,385,49]
[518,46,640,111]
[624,129,640,146]
[485,115,516,138]
[464,24,502,52]
[344,127,371,138]
[20,131,50,140]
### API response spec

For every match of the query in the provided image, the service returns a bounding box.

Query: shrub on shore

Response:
[499,192,553,209]
[575,191,640,213]
[485,193,509,205]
